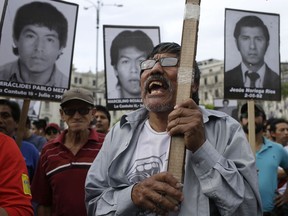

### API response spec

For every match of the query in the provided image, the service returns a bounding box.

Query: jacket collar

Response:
[119,106,228,127]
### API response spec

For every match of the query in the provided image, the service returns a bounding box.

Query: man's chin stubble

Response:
[145,102,174,113]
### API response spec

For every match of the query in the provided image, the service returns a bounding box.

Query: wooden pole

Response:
[15,99,30,149]
[247,100,256,154]
[167,0,201,183]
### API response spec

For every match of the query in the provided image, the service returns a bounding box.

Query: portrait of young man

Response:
[0,0,78,101]
[14,99,41,120]
[214,98,238,121]
[224,9,281,101]
[103,25,160,110]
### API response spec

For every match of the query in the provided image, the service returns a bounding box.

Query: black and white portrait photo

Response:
[0,0,78,101]
[103,25,160,110]
[214,98,239,121]
[224,8,281,101]
[0,1,6,34]
[14,99,41,120]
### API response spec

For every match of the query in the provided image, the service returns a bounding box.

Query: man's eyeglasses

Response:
[62,107,91,116]
[140,57,179,70]
[46,128,59,135]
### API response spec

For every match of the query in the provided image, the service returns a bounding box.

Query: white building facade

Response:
[38,60,288,128]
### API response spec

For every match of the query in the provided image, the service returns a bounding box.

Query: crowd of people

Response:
[0,1,287,215]
[1,42,288,216]
[0,87,111,216]
[239,103,288,216]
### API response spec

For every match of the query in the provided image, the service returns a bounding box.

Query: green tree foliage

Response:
[282,82,288,98]
[205,104,214,110]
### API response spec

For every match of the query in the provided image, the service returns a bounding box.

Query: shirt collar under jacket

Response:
[241,62,266,86]
[119,106,228,128]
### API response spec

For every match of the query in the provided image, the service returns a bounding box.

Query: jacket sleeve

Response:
[191,116,262,215]
[85,127,140,216]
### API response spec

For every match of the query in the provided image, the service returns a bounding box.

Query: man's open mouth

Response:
[146,76,169,95]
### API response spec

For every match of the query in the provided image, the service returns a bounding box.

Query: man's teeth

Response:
[149,81,162,89]
[151,89,162,94]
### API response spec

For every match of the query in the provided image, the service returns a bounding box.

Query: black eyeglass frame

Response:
[140,57,179,70]
[62,107,92,116]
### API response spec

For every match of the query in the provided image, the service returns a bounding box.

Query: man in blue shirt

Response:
[23,118,47,152]
[240,103,288,215]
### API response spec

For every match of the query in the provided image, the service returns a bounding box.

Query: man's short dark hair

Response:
[222,99,229,105]
[13,1,68,55]
[240,103,266,121]
[269,118,288,133]
[233,15,270,42]
[144,42,201,105]
[0,99,21,122]
[110,30,154,66]
[95,105,111,124]
[32,119,47,130]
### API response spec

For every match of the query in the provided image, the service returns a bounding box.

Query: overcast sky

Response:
[68,0,288,73]
[2,0,286,73]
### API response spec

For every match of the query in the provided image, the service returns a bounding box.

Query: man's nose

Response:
[71,110,83,118]
[130,61,140,74]
[249,39,256,49]
[34,38,45,51]
[150,61,164,74]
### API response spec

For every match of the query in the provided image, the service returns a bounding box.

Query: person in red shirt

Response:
[0,132,33,216]
[44,123,61,141]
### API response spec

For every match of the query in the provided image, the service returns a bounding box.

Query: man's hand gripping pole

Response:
[167,0,201,204]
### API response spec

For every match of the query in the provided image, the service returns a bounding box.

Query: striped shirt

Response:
[31,129,104,216]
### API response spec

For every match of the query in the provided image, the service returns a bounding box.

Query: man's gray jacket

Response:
[85,107,262,216]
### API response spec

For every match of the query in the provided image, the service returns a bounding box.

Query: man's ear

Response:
[13,37,18,47]
[91,108,96,115]
[235,38,240,51]
[270,131,276,140]
[113,66,119,77]
[12,38,19,55]
[191,83,199,93]
[59,109,65,121]
[15,122,19,131]
[56,48,64,60]
[90,108,96,122]
[265,41,269,53]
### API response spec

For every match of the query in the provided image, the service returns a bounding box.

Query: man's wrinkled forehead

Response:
[150,53,178,60]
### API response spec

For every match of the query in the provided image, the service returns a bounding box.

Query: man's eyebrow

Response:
[119,54,146,60]
[45,33,59,38]
[0,111,12,116]
[22,27,59,38]
[22,28,36,34]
